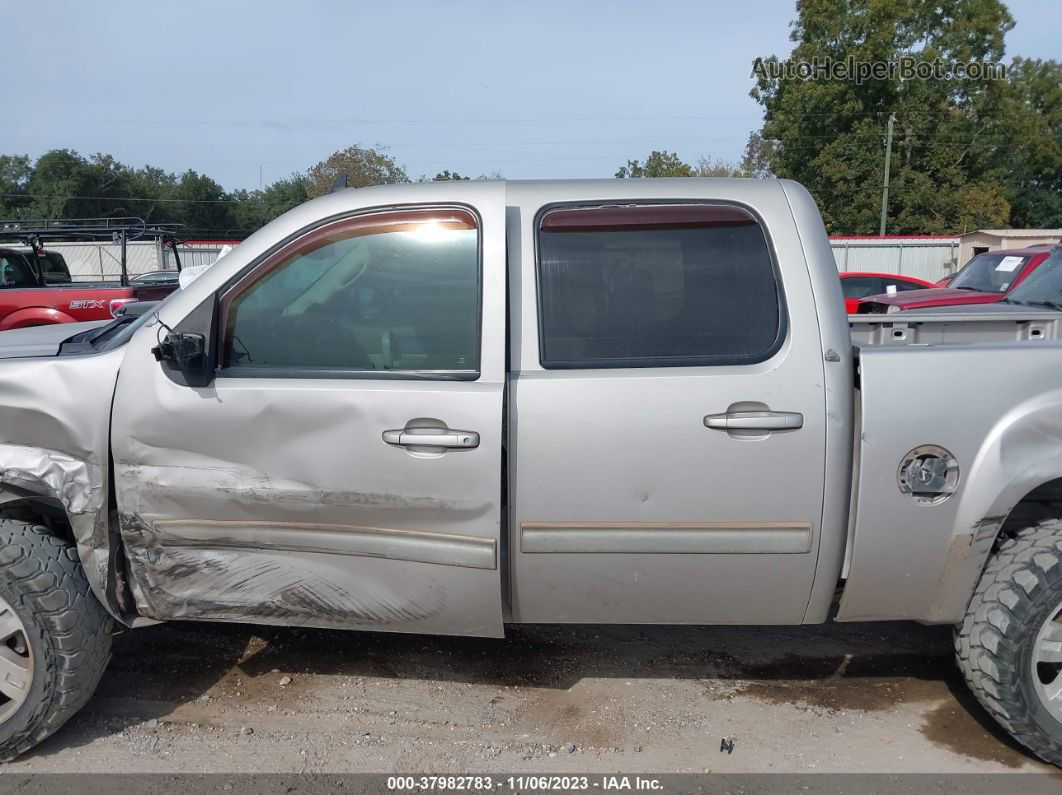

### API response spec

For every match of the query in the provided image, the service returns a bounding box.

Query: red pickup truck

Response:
[0,218,184,330]
[0,247,146,330]
[855,247,1054,313]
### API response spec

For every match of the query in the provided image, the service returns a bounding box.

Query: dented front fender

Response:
[0,348,127,621]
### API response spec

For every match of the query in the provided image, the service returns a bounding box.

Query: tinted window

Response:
[0,254,37,288]
[38,252,70,284]
[223,208,479,374]
[949,253,1032,293]
[537,204,782,368]
[840,277,882,299]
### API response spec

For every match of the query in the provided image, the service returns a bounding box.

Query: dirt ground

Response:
[1,617,1060,776]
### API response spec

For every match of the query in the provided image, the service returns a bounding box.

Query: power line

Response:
[0,192,249,204]
[94,108,982,126]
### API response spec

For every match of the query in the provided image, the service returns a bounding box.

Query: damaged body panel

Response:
[109,180,508,636]
[9,179,1062,774]
[4,178,1062,637]
[0,348,125,617]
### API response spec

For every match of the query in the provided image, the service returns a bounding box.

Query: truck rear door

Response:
[508,183,829,624]
[111,183,507,636]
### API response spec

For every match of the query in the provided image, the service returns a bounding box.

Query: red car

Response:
[854,247,1053,313]
[839,271,935,313]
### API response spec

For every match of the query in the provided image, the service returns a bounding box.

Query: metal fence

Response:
[21,240,232,282]
[829,237,960,282]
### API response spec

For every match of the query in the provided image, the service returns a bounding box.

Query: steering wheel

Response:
[284,310,369,369]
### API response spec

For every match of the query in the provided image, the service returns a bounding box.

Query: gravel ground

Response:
[1,617,1059,776]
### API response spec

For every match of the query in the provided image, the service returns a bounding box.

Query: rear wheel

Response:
[956,520,1062,765]
[0,518,112,760]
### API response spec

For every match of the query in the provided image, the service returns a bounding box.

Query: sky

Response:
[6,0,1060,191]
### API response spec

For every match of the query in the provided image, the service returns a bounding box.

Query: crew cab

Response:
[855,246,1053,313]
[0,246,144,329]
[3,179,1062,766]
[0,219,184,330]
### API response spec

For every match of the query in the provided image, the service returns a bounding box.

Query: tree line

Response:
[0,147,493,239]
[1,0,1057,237]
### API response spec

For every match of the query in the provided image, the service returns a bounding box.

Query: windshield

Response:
[949,252,1032,293]
[1006,248,1062,306]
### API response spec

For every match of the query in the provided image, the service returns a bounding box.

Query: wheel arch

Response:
[0,307,77,331]
[929,448,1062,623]
[0,455,128,624]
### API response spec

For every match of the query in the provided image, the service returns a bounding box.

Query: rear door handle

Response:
[703,411,804,431]
[382,429,480,449]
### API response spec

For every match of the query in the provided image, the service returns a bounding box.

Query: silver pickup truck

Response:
[1,178,1062,764]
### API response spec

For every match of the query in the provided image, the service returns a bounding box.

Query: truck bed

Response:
[849,307,1062,346]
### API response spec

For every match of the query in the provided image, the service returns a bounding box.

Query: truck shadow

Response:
[27,617,1037,768]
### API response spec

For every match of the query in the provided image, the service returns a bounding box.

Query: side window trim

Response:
[532,200,788,370]
[213,204,484,381]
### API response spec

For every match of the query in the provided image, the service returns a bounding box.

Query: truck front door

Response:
[111,185,507,636]
[509,191,828,624]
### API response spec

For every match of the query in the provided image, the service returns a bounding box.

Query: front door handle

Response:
[382,428,480,449]
[703,411,804,431]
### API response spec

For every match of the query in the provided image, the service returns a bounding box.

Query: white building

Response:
[958,229,1062,265]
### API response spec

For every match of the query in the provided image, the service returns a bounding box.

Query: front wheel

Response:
[957,520,1062,765]
[0,518,112,760]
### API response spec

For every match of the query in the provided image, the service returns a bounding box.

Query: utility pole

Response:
[879,113,896,236]
[258,165,263,190]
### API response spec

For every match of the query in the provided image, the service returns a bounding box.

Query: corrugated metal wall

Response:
[161,243,231,270]
[829,237,960,282]
[22,241,230,281]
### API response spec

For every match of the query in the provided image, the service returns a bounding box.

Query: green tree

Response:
[172,170,231,235]
[739,132,776,178]
[997,57,1062,228]
[432,170,469,181]
[615,150,693,178]
[26,149,93,219]
[229,175,309,233]
[750,0,1016,233]
[0,155,32,219]
[127,165,178,223]
[692,157,746,177]
[305,145,408,198]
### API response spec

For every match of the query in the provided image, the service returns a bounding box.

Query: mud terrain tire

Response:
[0,518,112,760]
[957,519,1062,766]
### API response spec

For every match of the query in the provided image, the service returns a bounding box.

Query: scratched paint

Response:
[0,348,126,618]
[119,512,448,628]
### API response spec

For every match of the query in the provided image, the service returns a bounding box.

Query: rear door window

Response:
[38,252,71,284]
[536,203,784,368]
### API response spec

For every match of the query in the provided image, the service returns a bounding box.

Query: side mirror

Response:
[152,332,212,387]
